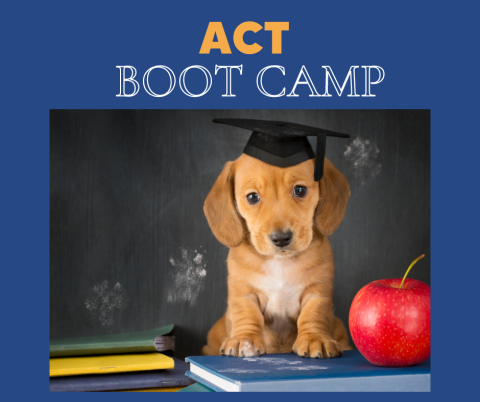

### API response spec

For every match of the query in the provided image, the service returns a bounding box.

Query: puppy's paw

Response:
[292,335,343,358]
[220,336,266,357]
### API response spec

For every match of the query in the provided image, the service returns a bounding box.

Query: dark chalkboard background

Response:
[50,110,430,359]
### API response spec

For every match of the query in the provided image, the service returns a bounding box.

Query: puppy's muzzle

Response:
[270,230,293,248]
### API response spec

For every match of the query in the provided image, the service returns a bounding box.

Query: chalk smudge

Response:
[85,281,126,326]
[234,357,328,373]
[241,357,328,371]
[286,366,328,370]
[344,137,382,183]
[243,357,288,364]
[167,247,207,305]
[219,368,268,373]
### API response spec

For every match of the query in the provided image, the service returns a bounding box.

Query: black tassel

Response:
[314,133,326,181]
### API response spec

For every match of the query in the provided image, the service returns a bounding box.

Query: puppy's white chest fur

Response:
[255,257,304,319]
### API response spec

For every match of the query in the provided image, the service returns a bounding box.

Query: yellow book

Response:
[50,353,174,377]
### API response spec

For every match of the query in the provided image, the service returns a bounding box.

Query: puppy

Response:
[202,154,351,358]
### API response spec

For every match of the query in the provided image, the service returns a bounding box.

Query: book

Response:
[185,351,430,392]
[121,387,184,392]
[50,352,174,377]
[177,383,215,392]
[50,357,194,392]
[50,324,174,357]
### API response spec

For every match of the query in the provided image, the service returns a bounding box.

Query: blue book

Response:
[177,383,215,392]
[50,357,194,392]
[185,351,430,392]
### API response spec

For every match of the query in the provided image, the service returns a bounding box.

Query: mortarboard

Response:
[212,118,351,181]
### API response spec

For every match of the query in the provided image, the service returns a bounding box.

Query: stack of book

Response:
[181,351,430,392]
[49,325,195,392]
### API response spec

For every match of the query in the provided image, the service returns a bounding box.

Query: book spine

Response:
[50,343,157,357]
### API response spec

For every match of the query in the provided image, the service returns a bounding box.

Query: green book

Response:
[50,324,174,358]
[177,383,214,392]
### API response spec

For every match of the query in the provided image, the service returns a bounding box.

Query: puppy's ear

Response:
[315,158,350,235]
[204,161,244,248]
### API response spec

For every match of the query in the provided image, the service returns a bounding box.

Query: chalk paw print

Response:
[167,247,207,305]
[85,280,127,326]
[344,137,382,184]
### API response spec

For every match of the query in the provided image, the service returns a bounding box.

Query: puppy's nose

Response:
[270,230,293,248]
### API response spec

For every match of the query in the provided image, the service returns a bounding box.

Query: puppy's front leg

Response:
[221,294,266,357]
[293,287,343,358]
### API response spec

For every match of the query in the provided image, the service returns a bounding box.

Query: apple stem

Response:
[399,254,425,289]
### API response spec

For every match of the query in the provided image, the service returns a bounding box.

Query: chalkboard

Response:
[50,110,430,359]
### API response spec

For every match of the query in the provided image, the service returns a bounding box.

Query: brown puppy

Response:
[202,154,351,358]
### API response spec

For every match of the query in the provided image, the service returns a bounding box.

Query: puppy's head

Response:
[204,154,350,256]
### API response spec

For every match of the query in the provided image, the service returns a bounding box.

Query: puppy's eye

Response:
[246,192,260,205]
[293,185,307,198]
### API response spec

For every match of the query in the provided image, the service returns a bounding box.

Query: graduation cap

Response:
[212,118,351,181]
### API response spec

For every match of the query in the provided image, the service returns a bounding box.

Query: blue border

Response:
[1,0,479,401]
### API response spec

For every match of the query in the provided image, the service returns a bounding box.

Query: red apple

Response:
[349,255,430,367]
